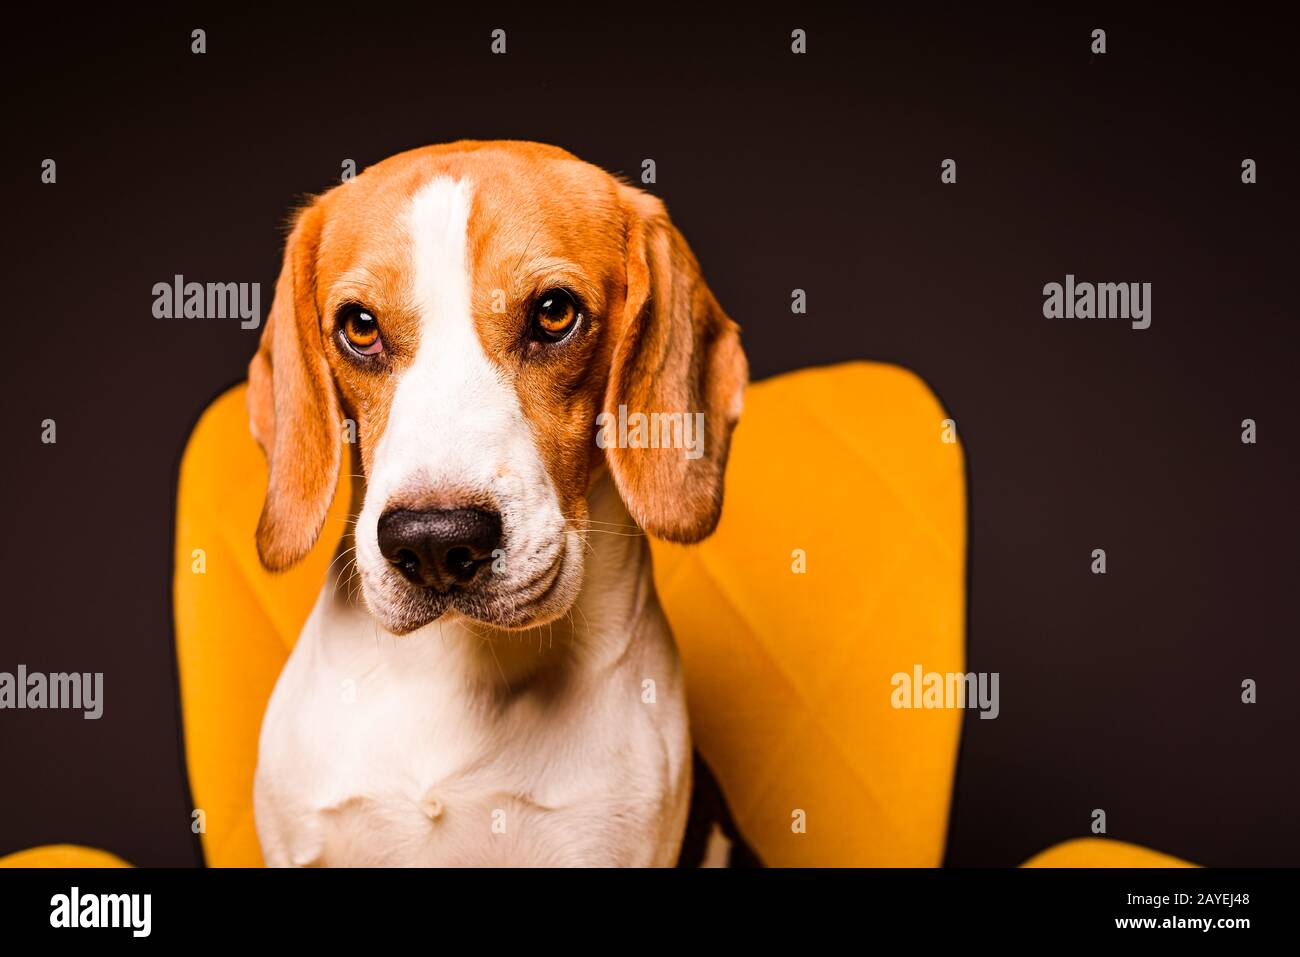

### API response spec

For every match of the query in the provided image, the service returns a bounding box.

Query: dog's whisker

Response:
[330,553,360,601]
[573,533,598,559]
[513,221,544,275]
[570,599,588,631]
[324,545,358,578]
[563,515,644,528]
[460,621,511,691]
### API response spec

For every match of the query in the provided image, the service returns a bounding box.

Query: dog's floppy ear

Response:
[603,185,748,543]
[247,200,342,570]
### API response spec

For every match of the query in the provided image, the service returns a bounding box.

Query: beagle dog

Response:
[249,141,748,866]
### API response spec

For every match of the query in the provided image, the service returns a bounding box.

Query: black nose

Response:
[377,508,503,592]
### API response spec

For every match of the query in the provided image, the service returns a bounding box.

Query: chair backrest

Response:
[173,361,965,867]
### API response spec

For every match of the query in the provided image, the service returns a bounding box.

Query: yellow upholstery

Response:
[0,362,1198,870]
[0,359,1192,871]
[172,361,965,867]
[652,364,966,865]
[0,845,131,868]
[1023,838,1195,868]
[173,383,352,868]
[173,361,966,866]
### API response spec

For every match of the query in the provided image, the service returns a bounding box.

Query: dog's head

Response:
[248,141,747,635]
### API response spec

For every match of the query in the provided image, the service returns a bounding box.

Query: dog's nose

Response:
[377,508,503,592]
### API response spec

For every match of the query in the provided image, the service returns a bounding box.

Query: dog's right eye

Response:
[530,289,582,343]
[339,308,384,357]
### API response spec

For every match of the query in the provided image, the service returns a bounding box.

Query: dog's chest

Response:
[254,614,688,867]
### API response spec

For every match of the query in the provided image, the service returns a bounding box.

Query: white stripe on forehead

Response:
[380,175,501,486]
[366,175,540,504]
[408,176,476,345]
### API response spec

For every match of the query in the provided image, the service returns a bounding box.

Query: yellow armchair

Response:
[1,361,1191,868]
[173,361,969,867]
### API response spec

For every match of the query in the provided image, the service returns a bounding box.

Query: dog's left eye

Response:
[530,289,581,342]
[340,309,384,356]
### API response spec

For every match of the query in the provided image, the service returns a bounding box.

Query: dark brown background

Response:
[0,6,1295,867]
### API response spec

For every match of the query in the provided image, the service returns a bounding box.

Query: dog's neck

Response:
[322,468,655,691]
